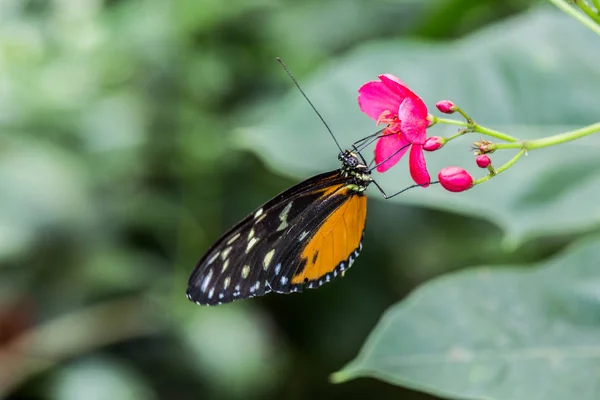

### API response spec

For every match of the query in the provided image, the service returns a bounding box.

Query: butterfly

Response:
[186,149,373,306]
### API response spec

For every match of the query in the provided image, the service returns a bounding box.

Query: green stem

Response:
[549,0,600,35]
[434,117,518,142]
[434,117,466,128]
[474,149,527,185]
[574,0,600,23]
[446,129,468,141]
[454,106,474,124]
[491,121,600,150]
[593,0,600,12]
[474,125,518,142]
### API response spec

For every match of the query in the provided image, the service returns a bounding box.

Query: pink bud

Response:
[423,136,446,152]
[438,167,474,192]
[476,154,491,168]
[436,100,455,114]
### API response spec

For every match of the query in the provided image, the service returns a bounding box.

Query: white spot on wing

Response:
[274,263,282,275]
[223,277,231,289]
[207,252,219,265]
[221,259,229,272]
[241,265,250,279]
[277,201,293,231]
[280,276,288,285]
[246,237,259,253]
[221,246,233,260]
[263,249,275,270]
[201,269,214,293]
[298,230,310,242]
[227,233,241,245]
[254,208,263,219]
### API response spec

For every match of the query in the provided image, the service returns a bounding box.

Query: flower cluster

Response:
[358,75,431,187]
[358,74,474,193]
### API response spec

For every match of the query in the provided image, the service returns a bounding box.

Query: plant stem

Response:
[474,149,527,185]
[549,0,600,35]
[434,117,518,142]
[446,129,468,141]
[593,0,600,12]
[574,0,600,23]
[474,125,518,142]
[454,106,473,124]
[491,121,600,150]
[433,117,466,127]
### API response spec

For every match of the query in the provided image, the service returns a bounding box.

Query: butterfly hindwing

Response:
[267,192,366,294]
[186,169,367,305]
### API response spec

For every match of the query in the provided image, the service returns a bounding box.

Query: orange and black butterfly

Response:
[187,61,421,306]
[187,149,373,306]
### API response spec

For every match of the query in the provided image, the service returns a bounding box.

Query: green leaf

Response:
[331,234,600,400]
[237,7,600,246]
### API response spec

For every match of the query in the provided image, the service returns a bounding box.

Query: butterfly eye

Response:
[345,155,358,167]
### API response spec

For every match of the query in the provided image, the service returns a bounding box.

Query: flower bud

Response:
[436,100,456,114]
[472,138,494,154]
[438,167,474,192]
[476,154,491,168]
[423,136,446,152]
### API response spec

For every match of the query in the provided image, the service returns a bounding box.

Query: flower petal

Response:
[378,74,412,98]
[408,144,430,187]
[398,97,429,144]
[358,80,404,122]
[374,132,410,173]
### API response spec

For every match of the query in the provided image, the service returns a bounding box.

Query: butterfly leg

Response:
[370,179,439,200]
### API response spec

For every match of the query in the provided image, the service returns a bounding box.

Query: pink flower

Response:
[438,167,474,192]
[358,74,430,187]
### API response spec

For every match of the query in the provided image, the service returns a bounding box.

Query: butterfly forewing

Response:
[187,169,367,305]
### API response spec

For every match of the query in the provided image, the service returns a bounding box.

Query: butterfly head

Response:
[338,150,370,190]
[338,150,367,171]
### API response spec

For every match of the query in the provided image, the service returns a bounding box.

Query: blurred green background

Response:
[2,0,600,399]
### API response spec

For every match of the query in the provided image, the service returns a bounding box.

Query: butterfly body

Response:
[187,150,371,306]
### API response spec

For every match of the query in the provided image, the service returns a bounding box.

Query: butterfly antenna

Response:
[277,58,343,152]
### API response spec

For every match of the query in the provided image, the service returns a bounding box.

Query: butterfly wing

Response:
[267,192,366,293]
[186,170,367,305]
